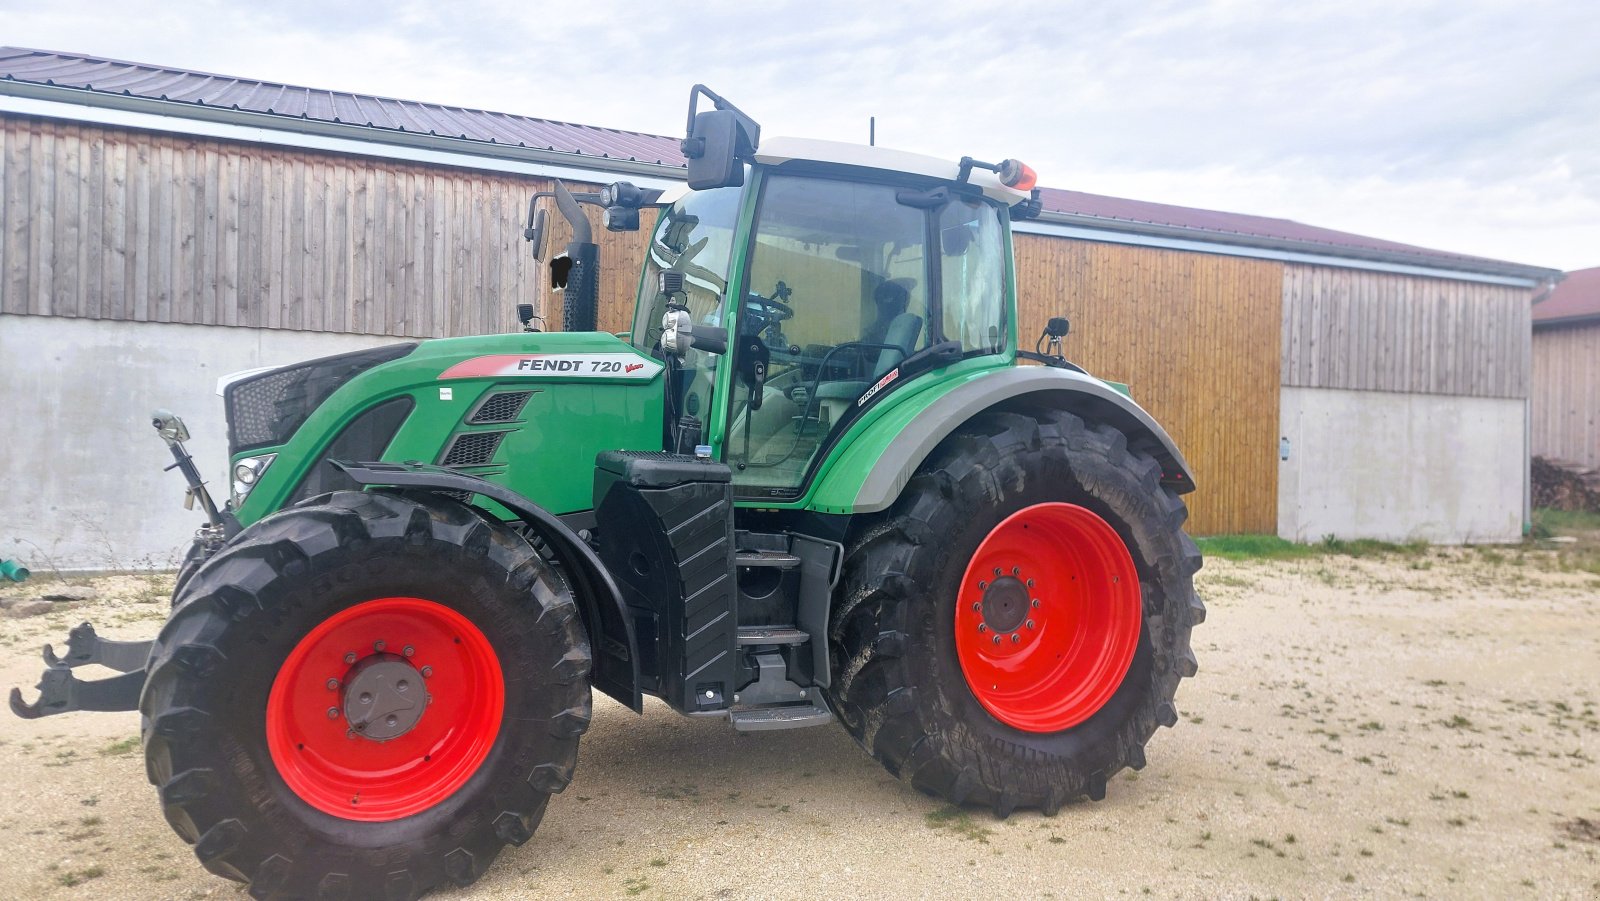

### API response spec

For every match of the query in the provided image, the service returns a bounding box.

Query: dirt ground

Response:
[1,545,1596,900]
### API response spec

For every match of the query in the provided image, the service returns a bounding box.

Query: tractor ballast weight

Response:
[11,84,1204,900]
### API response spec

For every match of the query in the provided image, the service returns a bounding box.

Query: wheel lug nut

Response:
[1011,566,1020,575]
[397,680,409,692]
[344,652,357,665]
[978,623,988,633]
[421,666,433,678]
[326,678,339,690]
[1027,578,1035,588]
[972,602,982,612]
[1031,598,1040,608]
[359,692,373,705]
[326,707,340,719]
[1026,619,1035,630]
[386,715,398,727]
[978,581,987,590]
[992,635,1001,645]
[403,645,415,657]
[1011,633,1021,643]
[374,640,386,652]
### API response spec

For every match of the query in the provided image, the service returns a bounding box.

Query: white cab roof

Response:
[754,137,1030,204]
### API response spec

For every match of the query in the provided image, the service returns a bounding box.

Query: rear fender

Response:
[816,366,1195,514]
[330,461,642,712]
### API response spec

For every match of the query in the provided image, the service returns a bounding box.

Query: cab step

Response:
[729,697,834,732]
[734,549,802,569]
[736,626,810,646]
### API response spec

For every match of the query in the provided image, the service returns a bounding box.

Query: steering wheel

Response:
[744,291,794,323]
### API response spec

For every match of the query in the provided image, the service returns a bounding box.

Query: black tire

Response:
[170,538,208,604]
[825,409,1204,816]
[141,490,592,900]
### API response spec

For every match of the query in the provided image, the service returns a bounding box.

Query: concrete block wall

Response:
[1277,386,1526,544]
[0,314,396,570]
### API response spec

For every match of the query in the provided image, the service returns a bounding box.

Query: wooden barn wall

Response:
[1531,322,1600,469]
[0,115,654,337]
[1280,266,1532,399]
[1013,235,1284,535]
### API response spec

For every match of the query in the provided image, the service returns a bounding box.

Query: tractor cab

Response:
[632,133,1034,501]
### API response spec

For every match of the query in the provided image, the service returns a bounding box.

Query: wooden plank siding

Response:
[0,115,655,337]
[1280,265,1532,399]
[1531,322,1600,469]
[1013,235,1285,535]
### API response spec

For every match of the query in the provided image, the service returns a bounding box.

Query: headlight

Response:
[230,454,276,507]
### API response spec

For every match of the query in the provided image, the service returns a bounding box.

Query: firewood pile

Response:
[1532,456,1600,512]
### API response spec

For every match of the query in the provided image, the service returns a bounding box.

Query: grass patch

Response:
[56,865,105,887]
[924,806,994,843]
[1532,508,1600,535]
[1529,508,1600,576]
[99,736,140,757]
[1196,534,1428,562]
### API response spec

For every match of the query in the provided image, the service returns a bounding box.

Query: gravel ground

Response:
[0,546,1597,900]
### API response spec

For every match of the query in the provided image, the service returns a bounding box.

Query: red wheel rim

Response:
[266,597,504,821]
[954,503,1141,733]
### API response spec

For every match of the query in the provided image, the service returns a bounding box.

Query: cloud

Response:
[4,0,1596,268]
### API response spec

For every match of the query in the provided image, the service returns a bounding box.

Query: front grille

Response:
[440,431,508,467]
[469,391,533,424]
[225,344,416,453]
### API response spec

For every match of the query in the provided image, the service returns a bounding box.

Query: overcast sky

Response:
[5,0,1597,271]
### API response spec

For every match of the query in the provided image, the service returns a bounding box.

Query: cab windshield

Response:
[633,185,742,453]
[631,186,742,354]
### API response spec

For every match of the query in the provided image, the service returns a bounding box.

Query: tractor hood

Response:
[222,332,667,527]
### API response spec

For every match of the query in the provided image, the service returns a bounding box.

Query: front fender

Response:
[808,366,1195,514]
[330,461,642,712]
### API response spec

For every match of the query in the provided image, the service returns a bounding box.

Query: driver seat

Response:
[814,312,924,403]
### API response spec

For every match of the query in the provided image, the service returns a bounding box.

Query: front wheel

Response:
[825,410,1204,816]
[141,490,592,899]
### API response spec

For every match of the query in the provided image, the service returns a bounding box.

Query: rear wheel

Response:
[825,410,1204,815]
[141,490,592,899]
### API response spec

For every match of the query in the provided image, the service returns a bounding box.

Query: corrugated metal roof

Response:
[1035,187,1527,272]
[1533,267,1600,325]
[0,46,684,164]
[0,46,1560,279]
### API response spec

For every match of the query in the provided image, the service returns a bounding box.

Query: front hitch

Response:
[10,623,151,719]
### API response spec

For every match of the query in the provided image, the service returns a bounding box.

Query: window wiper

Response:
[899,340,962,371]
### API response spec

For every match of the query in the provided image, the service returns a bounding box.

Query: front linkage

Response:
[10,412,225,719]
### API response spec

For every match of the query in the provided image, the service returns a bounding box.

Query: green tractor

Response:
[12,86,1202,898]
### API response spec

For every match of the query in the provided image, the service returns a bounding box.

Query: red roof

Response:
[1534,267,1600,325]
[1036,187,1524,271]
[0,47,682,164]
[0,46,1558,279]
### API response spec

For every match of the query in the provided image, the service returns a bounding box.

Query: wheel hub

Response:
[342,655,426,741]
[980,576,1030,634]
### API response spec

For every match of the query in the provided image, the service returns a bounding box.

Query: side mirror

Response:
[683,109,749,190]
[679,86,760,191]
[524,205,547,261]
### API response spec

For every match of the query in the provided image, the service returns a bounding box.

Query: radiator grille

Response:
[440,431,507,467]
[469,391,533,424]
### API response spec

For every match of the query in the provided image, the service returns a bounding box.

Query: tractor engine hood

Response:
[219,332,668,529]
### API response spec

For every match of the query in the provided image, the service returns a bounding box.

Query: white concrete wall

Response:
[1277,386,1526,544]
[0,315,397,570]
